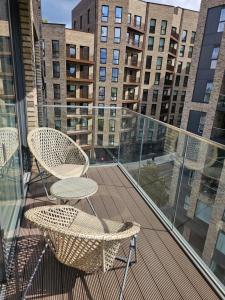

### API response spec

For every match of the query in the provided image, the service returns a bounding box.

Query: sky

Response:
[41,0,201,28]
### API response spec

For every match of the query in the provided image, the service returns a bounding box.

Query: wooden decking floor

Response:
[5,166,220,300]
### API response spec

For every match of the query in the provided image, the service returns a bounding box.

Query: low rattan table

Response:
[50,177,98,215]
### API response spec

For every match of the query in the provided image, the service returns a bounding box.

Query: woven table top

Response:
[50,177,98,200]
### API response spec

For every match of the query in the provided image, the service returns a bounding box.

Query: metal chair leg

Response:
[21,243,49,300]
[86,197,97,216]
[119,235,137,300]
[35,160,55,201]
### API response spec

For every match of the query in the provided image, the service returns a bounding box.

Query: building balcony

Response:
[168,47,177,57]
[216,94,225,112]
[3,104,225,299]
[66,56,94,65]
[67,73,94,83]
[171,30,179,41]
[126,39,143,51]
[164,79,173,86]
[122,95,139,103]
[166,64,175,72]
[67,125,93,134]
[127,18,145,34]
[125,59,141,70]
[123,76,140,85]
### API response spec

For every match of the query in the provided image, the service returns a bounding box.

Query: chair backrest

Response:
[27,127,89,176]
[0,127,18,167]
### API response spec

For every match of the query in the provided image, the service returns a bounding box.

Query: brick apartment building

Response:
[42,0,198,151]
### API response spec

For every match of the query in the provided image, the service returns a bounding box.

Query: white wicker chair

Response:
[27,127,89,198]
[24,205,140,299]
[0,127,19,176]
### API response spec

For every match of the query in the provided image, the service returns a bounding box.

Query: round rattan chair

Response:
[25,205,140,272]
[0,127,18,170]
[24,205,140,299]
[27,127,89,198]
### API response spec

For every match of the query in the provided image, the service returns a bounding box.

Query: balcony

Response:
[164,79,173,86]
[125,59,141,70]
[166,64,175,72]
[126,39,143,51]
[67,91,94,103]
[216,94,225,112]
[127,17,145,34]
[123,76,140,86]
[66,55,94,65]
[171,30,179,41]
[2,105,225,299]
[168,47,177,56]
[67,73,94,83]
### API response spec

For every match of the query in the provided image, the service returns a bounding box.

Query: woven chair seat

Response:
[25,205,140,273]
[51,164,85,179]
[27,127,89,179]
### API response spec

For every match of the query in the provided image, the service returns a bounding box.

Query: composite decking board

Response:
[125,183,220,300]
[104,167,219,300]
[5,166,220,300]
[94,185,146,300]
[104,183,183,300]
[98,184,171,300]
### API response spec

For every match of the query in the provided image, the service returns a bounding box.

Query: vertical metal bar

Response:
[137,117,145,186]
[2,144,6,163]
[172,134,189,230]
[0,228,6,283]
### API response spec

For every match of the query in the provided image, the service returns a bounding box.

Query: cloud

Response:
[41,0,201,29]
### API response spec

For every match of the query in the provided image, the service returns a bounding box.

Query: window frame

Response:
[112,67,119,82]
[115,6,122,23]
[99,67,106,81]
[100,48,107,64]
[114,27,121,43]
[101,5,109,22]
[100,26,108,42]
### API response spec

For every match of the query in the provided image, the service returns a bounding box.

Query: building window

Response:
[109,134,115,145]
[184,195,190,210]
[115,7,122,23]
[204,82,213,103]
[101,26,108,42]
[151,104,156,115]
[177,61,182,73]
[144,72,150,84]
[112,68,119,82]
[128,13,131,24]
[80,16,83,29]
[55,120,61,130]
[175,75,180,86]
[101,5,109,22]
[114,27,121,43]
[112,49,120,64]
[179,45,185,57]
[191,31,196,43]
[99,67,106,81]
[87,9,90,24]
[97,134,103,145]
[134,15,141,27]
[181,91,186,101]
[188,46,193,58]
[109,119,115,132]
[195,200,212,224]
[160,20,167,35]
[110,104,116,117]
[53,61,60,78]
[179,104,183,114]
[99,86,105,100]
[211,47,220,69]
[152,90,158,102]
[149,19,156,33]
[218,8,225,32]
[146,55,152,69]
[173,90,178,101]
[181,30,187,42]
[148,36,154,51]
[53,84,60,99]
[67,62,76,76]
[183,76,188,87]
[154,73,160,85]
[156,57,163,70]
[198,114,206,134]
[52,40,59,58]
[159,38,165,52]
[67,84,76,97]
[186,62,191,74]
[142,89,148,101]
[111,87,117,101]
[100,48,107,64]
[68,45,76,58]
[98,119,104,131]
[98,103,104,117]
